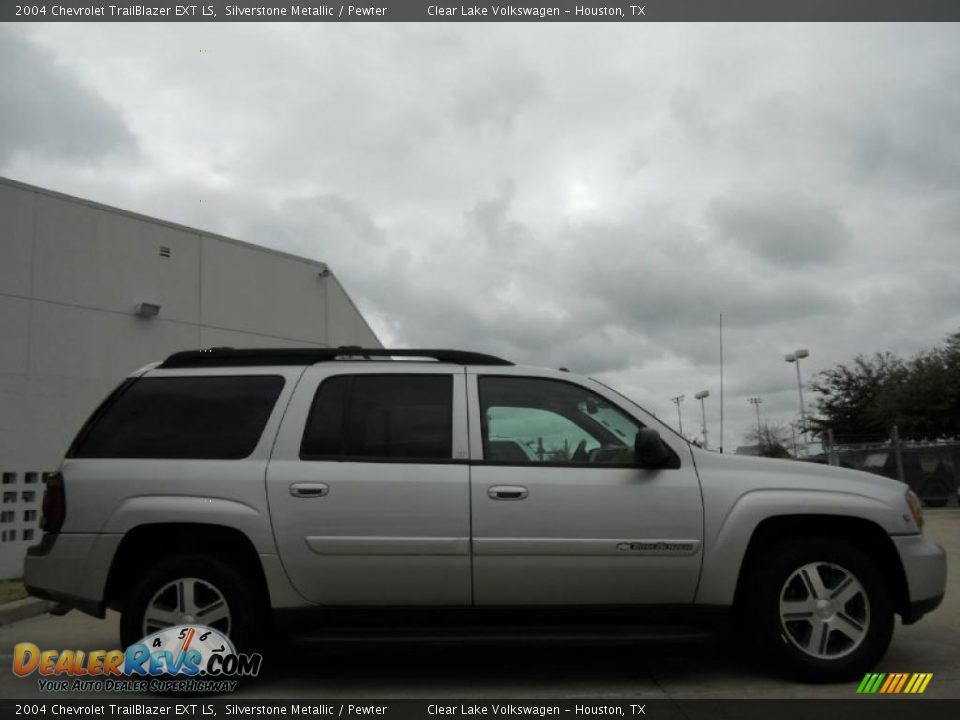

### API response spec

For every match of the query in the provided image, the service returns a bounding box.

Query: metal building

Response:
[0,177,381,578]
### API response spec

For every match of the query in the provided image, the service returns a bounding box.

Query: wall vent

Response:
[159,246,171,258]
[0,470,50,575]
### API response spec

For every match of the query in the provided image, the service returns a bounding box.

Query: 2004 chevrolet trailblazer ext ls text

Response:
[25,347,946,680]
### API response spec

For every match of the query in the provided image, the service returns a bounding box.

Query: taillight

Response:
[41,472,66,533]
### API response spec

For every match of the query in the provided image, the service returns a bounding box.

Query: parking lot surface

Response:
[1,509,958,700]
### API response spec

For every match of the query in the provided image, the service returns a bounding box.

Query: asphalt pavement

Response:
[1,509,958,700]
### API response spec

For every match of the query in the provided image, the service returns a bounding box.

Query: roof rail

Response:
[159,346,513,368]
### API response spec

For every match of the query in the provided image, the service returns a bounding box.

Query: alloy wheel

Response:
[778,561,870,660]
[142,577,231,637]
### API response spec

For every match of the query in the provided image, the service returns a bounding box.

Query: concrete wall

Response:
[0,177,381,578]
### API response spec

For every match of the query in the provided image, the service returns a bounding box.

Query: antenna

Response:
[719,312,724,454]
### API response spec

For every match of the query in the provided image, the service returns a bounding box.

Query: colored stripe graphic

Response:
[858,672,933,694]
[857,673,875,693]
[894,673,910,693]
[887,673,904,693]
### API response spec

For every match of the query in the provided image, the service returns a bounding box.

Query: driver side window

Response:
[478,376,642,466]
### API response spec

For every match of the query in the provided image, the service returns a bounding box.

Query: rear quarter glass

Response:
[68,375,285,460]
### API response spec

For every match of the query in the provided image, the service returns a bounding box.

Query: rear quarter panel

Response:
[60,365,305,555]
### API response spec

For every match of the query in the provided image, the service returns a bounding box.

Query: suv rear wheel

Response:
[740,536,894,681]
[120,554,261,650]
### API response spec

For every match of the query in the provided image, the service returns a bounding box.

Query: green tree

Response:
[882,350,953,439]
[744,423,794,458]
[809,331,960,441]
[807,352,906,439]
[944,331,960,432]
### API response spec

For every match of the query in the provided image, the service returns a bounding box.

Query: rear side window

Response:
[70,376,285,459]
[301,375,453,461]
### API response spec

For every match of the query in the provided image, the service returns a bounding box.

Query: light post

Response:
[694,390,710,449]
[785,348,810,454]
[671,395,685,436]
[748,397,763,448]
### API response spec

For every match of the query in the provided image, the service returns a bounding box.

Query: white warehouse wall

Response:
[0,177,381,578]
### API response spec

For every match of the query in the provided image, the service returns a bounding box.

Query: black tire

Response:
[120,554,263,651]
[739,536,894,682]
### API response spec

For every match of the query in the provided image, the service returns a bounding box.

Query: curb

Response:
[0,597,55,626]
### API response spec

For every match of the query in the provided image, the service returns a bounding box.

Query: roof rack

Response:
[159,346,513,369]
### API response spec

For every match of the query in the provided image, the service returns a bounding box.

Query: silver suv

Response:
[25,347,946,681]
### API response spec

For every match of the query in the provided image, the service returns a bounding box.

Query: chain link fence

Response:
[817,428,959,506]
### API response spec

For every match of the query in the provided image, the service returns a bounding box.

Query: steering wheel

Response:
[571,439,589,463]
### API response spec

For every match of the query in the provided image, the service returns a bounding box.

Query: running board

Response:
[283,624,717,646]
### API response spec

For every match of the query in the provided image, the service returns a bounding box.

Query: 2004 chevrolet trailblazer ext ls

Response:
[25,347,946,680]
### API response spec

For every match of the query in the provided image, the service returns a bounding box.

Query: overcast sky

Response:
[2,22,959,451]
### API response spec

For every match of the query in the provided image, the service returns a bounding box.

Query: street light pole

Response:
[785,348,810,454]
[694,390,710,449]
[671,395,685,436]
[748,397,763,447]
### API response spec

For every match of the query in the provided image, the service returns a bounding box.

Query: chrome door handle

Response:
[488,485,528,500]
[290,482,329,498]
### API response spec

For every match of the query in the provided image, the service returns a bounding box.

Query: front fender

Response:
[695,489,906,606]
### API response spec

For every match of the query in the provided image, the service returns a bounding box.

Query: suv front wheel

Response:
[741,536,894,681]
[120,554,261,651]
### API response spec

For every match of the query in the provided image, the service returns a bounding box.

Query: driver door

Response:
[467,370,704,605]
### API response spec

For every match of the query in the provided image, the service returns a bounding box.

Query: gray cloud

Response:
[453,61,544,132]
[5,23,960,449]
[464,179,532,249]
[0,28,135,168]
[841,80,960,193]
[710,195,853,268]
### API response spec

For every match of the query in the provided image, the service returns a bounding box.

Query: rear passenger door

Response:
[267,364,471,605]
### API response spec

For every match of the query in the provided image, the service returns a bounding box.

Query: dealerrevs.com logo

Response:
[13,625,262,693]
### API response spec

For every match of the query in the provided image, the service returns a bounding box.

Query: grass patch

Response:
[0,580,27,604]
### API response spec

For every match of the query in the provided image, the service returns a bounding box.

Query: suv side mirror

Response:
[635,428,670,469]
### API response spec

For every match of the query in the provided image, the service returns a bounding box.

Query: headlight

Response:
[906,489,924,530]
